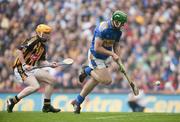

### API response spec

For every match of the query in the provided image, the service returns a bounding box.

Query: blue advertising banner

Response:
[0,93,180,113]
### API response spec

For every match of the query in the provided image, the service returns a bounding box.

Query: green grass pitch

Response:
[0,112,180,122]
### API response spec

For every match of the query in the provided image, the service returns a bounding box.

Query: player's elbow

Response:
[94,46,98,52]
[94,38,103,52]
[94,45,101,52]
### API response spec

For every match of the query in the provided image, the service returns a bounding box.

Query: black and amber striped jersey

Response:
[13,36,46,69]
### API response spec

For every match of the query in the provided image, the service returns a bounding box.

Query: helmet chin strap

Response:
[112,20,121,29]
[114,22,121,28]
[37,32,47,42]
[37,32,43,38]
[111,19,124,29]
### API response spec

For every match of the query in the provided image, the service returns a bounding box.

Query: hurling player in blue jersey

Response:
[71,10,139,114]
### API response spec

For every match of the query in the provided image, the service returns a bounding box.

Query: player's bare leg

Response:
[72,68,112,114]
[80,78,99,97]
[35,69,61,113]
[71,78,98,114]
[17,76,40,99]
[91,68,112,85]
[7,75,40,113]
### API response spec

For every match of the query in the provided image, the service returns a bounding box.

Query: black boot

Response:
[42,99,61,113]
[71,99,81,114]
[7,98,15,113]
[42,105,61,113]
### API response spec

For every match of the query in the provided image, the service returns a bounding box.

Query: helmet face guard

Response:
[112,10,127,28]
[39,32,51,42]
[36,24,52,42]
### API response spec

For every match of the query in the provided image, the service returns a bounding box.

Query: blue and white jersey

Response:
[90,20,122,60]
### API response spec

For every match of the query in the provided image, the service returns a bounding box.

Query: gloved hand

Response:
[50,62,58,68]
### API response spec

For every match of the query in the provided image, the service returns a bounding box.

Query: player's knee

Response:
[33,84,40,91]
[49,77,56,86]
[98,78,112,85]
[52,77,56,83]
[50,82,55,87]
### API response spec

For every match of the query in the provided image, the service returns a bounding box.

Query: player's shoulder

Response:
[28,36,38,42]
[22,36,38,45]
[98,21,109,32]
[28,36,38,43]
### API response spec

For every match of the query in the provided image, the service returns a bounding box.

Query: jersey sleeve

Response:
[115,31,122,42]
[17,37,36,52]
[17,39,28,50]
[95,22,108,40]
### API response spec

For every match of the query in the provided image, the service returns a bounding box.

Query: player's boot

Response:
[79,65,88,83]
[130,82,139,96]
[6,98,15,113]
[42,105,61,113]
[71,100,81,114]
